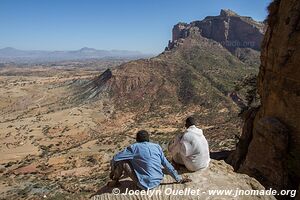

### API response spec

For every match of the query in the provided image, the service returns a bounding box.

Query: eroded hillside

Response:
[0,10,265,199]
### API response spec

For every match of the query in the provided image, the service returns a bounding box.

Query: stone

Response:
[239,117,289,190]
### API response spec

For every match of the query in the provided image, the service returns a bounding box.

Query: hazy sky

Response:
[0,0,272,54]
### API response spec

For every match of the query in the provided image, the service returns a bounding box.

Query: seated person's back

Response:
[110,130,183,189]
[168,117,210,171]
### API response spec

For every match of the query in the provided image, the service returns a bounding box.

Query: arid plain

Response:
[0,60,242,199]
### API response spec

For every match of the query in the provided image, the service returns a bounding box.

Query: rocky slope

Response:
[75,10,264,116]
[228,0,300,199]
[92,160,276,200]
[77,9,264,111]
[71,10,264,153]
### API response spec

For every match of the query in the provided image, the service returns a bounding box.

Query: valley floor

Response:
[0,66,242,199]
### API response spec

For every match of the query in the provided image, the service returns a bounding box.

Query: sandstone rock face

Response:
[239,117,289,189]
[227,108,259,170]
[228,0,300,196]
[168,9,265,59]
[92,160,276,200]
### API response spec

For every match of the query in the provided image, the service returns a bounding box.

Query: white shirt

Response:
[168,125,210,171]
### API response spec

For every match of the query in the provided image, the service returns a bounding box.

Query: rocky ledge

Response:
[91,160,276,200]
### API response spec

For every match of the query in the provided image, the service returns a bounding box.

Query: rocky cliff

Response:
[167,9,265,66]
[228,0,300,198]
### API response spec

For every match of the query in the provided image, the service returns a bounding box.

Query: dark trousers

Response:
[110,160,139,184]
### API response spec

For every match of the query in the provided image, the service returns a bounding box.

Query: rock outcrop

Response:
[92,160,276,200]
[167,9,265,66]
[228,0,300,198]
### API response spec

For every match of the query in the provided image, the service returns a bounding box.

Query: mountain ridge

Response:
[69,10,264,155]
[0,47,152,63]
[78,9,264,110]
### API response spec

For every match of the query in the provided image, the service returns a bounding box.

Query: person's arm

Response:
[160,146,182,182]
[113,145,135,163]
[180,140,194,157]
[168,134,182,156]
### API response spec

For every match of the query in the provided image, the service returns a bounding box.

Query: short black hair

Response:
[136,130,149,142]
[185,116,196,127]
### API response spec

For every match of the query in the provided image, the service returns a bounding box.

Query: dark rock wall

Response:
[228,0,300,198]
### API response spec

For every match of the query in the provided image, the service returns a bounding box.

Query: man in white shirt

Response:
[168,117,210,171]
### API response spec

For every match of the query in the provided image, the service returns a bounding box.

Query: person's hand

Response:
[179,175,192,184]
[180,178,192,183]
[109,171,114,179]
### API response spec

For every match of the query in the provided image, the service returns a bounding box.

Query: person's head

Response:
[185,116,196,128]
[136,130,149,143]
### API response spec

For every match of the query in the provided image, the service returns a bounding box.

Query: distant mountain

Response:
[77,9,264,109]
[72,9,265,151]
[0,47,151,63]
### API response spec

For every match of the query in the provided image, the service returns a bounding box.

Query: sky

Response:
[0,0,272,54]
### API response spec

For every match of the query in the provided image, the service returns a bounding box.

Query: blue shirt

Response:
[112,142,182,189]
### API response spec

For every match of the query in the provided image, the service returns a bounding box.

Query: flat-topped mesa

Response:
[167,9,265,54]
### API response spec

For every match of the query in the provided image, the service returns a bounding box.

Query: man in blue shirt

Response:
[108,130,191,189]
